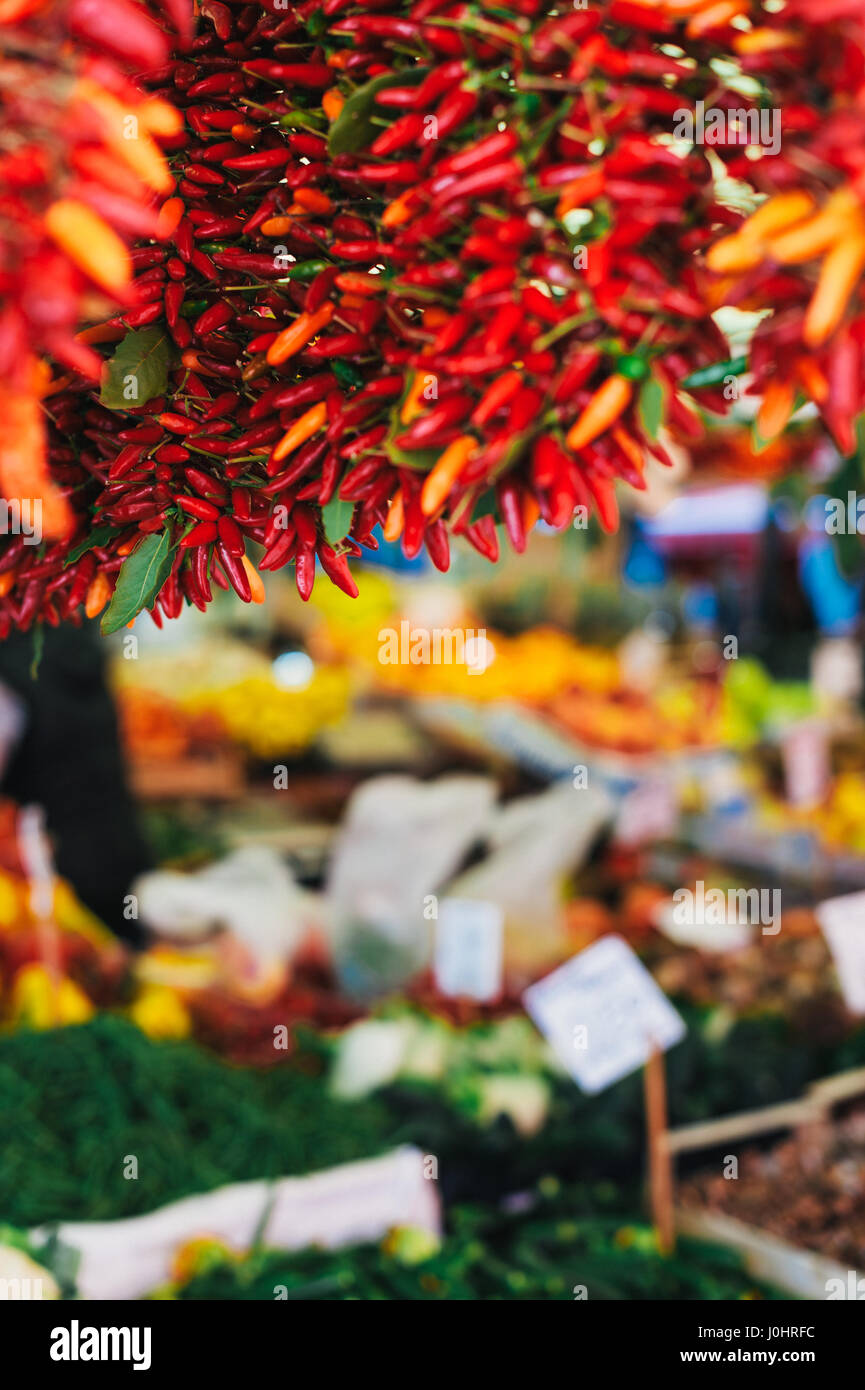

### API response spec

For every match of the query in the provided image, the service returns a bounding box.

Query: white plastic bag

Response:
[325,774,496,997]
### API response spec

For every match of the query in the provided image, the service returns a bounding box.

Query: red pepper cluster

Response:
[0,0,190,387]
[700,1,865,457]
[3,0,863,631]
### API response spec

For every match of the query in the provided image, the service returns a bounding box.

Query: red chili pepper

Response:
[217,514,244,556]
[351,161,418,185]
[435,158,522,207]
[317,542,359,597]
[259,529,296,573]
[464,515,499,562]
[294,545,316,600]
[318,449,341,505]
[203,391,240,421]
[472,370,522,427]
[372,112,425,157]
[194,302,233,336]
[185,468,230,501]
[216,539,252,600]
[424,518,450,571]
[159,412,198,436]
[176,495,220,521]
[404,395,474,444]
[305,332,368,357]
[497,479,527,553]
[306,266,340,314]
[180,520,218,548]
[413,59,466,107]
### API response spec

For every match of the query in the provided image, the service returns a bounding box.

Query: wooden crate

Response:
[128,749,246,801]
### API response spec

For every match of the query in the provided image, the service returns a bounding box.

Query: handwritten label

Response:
[523,935,685,1095]
[781,720,830,808]
[816,892,865,1015]
[434,898,503,1002]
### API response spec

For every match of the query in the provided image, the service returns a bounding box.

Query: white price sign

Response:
[816,892,865,1015]
[434,898,503,1002]
[523,935,685,1095]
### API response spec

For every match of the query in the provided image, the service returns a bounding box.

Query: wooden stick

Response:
[645,1042,675,1256]
[18,805,61,1025]
[664,1064,865,1156]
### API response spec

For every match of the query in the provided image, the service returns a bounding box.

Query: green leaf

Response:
[100,328,172,411]
[321,498,354,545]
[387,441,439,471]
[637,376,666,441]
[327,69,428,157]
[332,359,365,391]
[101,529,174,635]
[469,489,498,524]
[64,524,116,566]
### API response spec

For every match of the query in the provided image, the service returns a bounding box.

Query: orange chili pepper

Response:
[768,189,863,264]
[242,555,265,604]
[0,569,17,599]
[138,97,183,137]
[421,435,477,516]
[155,196,184,240]
[686,0,746,36]
[381,190,417,228]
[383,489,405,542]
[471,369,522,427]
[400,369,432,425]
[611,424,646,478]
[795,355,829,405]
[756,376,796,440]
[260,216,298,236]
[266,303,335,366]
[566,375,633,451]
[522,493,541,534]
[738,191,816,244]
[334,272,385,296]
[271,400,329,463]
[804,234,865,347]
[322,88,345,122]
[75,322,126,345]
[44,199,131,296]
[556,168,605,219]
[293,188,332,214]
[85,572,112,619]
[74,80,174,194]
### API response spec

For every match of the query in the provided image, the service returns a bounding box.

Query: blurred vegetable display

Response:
[166,1180,786,1301]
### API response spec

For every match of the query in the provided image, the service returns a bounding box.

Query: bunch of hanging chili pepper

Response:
[6,0,859,631]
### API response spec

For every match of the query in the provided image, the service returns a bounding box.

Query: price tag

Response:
[781,720,830,808]
[434,898,503,1002]
[523,934,685,1095]
[816,892,865,1015]
[613,776,678,847]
